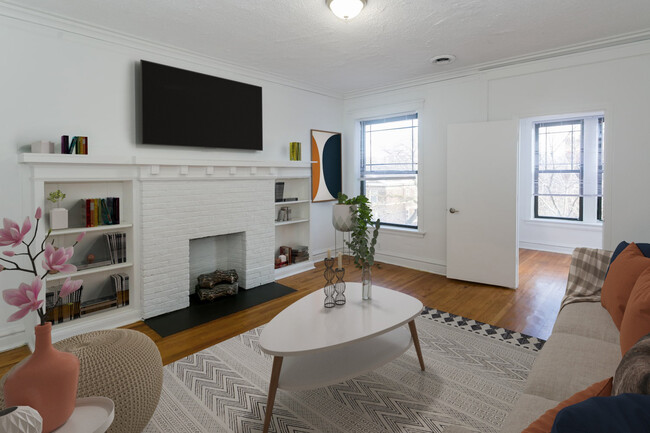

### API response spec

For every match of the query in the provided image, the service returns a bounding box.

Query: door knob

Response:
[449,208,459,214]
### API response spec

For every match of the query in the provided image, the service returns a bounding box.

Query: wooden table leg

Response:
[263,356,283,433]
[408,320,425,371]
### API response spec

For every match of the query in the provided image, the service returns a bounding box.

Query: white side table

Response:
[53,397,114,433]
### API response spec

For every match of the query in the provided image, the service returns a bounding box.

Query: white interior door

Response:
[446,120,519,289]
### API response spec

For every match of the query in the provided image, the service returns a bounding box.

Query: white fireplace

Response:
[140,177,275,319]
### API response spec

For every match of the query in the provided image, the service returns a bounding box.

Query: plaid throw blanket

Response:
[561,247,613,310]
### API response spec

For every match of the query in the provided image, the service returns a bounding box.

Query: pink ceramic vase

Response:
[3,323,79,433]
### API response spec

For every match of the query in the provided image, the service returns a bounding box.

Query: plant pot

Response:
[3,323,79,433]
[50,208,68,230]
[332,204,355,232]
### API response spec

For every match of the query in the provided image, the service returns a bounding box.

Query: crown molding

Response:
[344,29,650,99]
[0,1,343,99]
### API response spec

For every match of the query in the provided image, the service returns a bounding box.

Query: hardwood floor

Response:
[0,249,570,378]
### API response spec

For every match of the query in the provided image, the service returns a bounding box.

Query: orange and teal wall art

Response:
[311,130,342,202]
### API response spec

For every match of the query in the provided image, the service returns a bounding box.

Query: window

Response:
[360,114,418,229]
[533,115,604,222]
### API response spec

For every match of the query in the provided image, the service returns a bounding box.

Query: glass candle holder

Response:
[334,267,346,306]
[323,257,336,308]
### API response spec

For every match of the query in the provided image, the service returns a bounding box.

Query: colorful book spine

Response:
[61,135,69,154]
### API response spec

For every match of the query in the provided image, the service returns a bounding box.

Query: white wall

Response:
[0,11,342,346]
[344,41,650,272]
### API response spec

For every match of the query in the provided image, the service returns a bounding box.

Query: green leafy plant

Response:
[337,192,380,268]
[47,190,66,207]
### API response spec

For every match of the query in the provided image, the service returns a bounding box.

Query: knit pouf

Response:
[1,329,162,433]
[55,330,163,433]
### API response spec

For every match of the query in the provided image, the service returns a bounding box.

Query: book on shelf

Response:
[111,272,130,307]
[104,232,127,264]
[45,284,83,325]
[80,295,117,315]
[61,135,69,154]
[275,182,285,202]
[81,197,120,227]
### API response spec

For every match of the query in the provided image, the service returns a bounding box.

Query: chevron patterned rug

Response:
[144,308,545,433]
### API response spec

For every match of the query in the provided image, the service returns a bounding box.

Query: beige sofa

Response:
[447,248,621,433]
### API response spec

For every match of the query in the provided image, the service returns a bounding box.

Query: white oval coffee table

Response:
[259,283,424,433]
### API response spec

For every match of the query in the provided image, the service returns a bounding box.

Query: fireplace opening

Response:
[189,232,246,296]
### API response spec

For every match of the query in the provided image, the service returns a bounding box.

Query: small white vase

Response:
[50,208,68,230]
[332,204,355,232]
[0,406,43,433]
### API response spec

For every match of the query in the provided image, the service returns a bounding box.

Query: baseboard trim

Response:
[519,241,576,255]
[375,252,447,276]
[0,324,26,352]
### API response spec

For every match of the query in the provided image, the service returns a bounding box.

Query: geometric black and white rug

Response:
[144,308,545,433]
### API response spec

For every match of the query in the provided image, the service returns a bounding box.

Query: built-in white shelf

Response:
[275,218,309,226]
[275,200,310,205]
[51,305,141,342]
[46,262,133,282]
[274,260,315,279]
[49,223,133,236]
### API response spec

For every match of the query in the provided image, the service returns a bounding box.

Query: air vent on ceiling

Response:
[430,55,456,65]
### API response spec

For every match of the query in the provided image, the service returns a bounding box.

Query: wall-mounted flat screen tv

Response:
[140,60,263,150]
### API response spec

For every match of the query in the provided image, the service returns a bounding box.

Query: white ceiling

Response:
[8,0,650,94]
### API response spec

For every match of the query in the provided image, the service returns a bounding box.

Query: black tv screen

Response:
[141,60,263,150]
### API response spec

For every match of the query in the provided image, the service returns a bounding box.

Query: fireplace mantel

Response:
[19,153,311,180]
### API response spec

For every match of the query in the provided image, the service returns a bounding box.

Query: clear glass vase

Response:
[362,264,372,300]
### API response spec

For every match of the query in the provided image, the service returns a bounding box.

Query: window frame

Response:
[359,113,419,230]
[597,116,605,222]
[533,119,585,222]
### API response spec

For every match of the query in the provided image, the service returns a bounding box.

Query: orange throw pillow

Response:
[619,267,650,355]
[601,243,650,329]
[522,378,613,433]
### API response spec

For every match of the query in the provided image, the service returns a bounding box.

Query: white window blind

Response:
[360,113,418,228]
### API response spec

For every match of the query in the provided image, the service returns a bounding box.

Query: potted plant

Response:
[0,208,85,432]
[332,193,355,232]
[338,193,380,299]
[47,189,67,230]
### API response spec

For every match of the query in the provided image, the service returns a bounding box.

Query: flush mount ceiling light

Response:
[327,0,367,20]
[430,54,457,65]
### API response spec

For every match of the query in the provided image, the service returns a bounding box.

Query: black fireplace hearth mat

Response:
[145,282,296,338]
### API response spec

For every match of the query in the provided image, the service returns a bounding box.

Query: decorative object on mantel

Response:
[31,140,55,154]
[289,142,301,161]
[311,129,342,202]
[334,253,346,305]
[47,189,68,230]
[0,406,43,433]
[323,250,335,308]
[60,135,88,155]
[196,269,239,302]
[338,193,380,300]
[0,207,85,433]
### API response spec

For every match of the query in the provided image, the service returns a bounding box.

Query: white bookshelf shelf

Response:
[49,223,133,236]
[46,262,133,282]
[275,218,309,226]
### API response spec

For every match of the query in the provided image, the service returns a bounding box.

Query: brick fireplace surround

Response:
[140,178,274,318]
